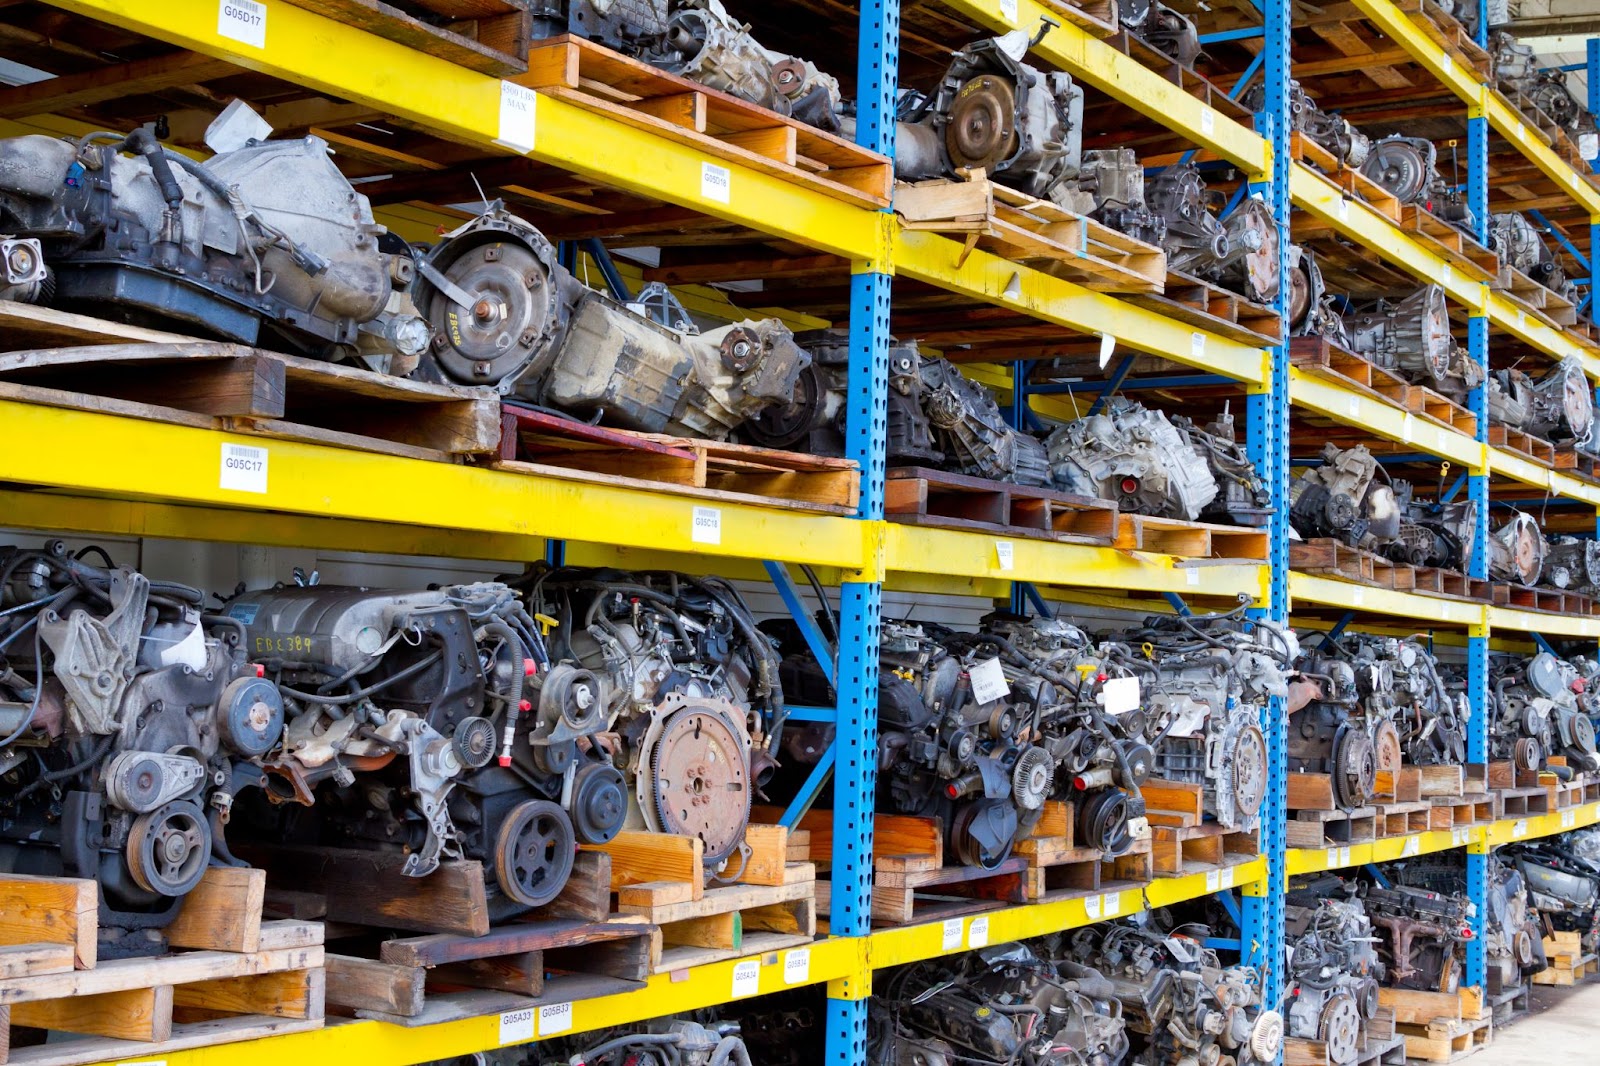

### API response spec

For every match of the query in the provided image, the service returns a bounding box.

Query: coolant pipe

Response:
[1074,766,1117,791]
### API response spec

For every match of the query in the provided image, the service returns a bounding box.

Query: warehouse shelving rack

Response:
[2,0,1600,1062]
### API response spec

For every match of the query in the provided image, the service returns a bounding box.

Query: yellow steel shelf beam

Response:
[1289,572,1489,626]
[1346,0,1600,220]
[1482,800,1600,846]
[1286,827,1476,876]
[1488,447,1600,504]
[1488,605,1600,637]
[1288,368,1486,470]
[0,400,872,570]
[939,0,1271,175]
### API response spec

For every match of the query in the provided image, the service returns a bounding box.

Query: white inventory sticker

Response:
[969,656,1010,705]
[220,442,268,494]
[941,918,964,951]
[1562,809,1578,828]
[995,540,1015,572]
[968,915,990,949]
[1336,197,1350,222]
[1191,331,1206,359]
[1200,108,1215,136]
[1206,869,1221,892]
[1512,819,1529,839]
[999,0,1018,22]
[496,81,537,154]
[498,1008,536,1045]
[731,959,761,998]
[701,161,732,204]
[538,1002,572,1036]
[1186,568,1200,586]
[691,505,722,544]
[783,948,811,985]
[218,0,266,48]
[1101,676,1141,715]
[1403,835,1422,857]
[1441,262,1453,286]
[1452,827,1470,847]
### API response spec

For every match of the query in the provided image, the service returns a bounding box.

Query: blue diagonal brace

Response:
[763,560,836,685]
[780,742,836,828]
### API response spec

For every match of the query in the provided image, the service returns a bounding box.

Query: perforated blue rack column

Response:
[1243,0,1290,1043]
[826,0,896,1062]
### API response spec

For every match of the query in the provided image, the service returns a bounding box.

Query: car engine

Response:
[1246,80,1370,169]
[1488,213,1579,302]
[1359,136,1473,230]
[1504,831,1600,950]
[1542,536,1600,594]
[1488,511,1547,586]
[871,942,1131,1066]
[523,566,784,879]
[1391,856,1547,993]
[1118,0,1205,68]
[226,578,593,918]
[412,205,810,440]
[1491,31,1600,156]
[1147,165,1281,304]
[1046,399,1269,524]
[1362,882,1476,992]
[1288,638,1388,810]
[0,542,285,957]
[1287,245,1347,340]
[1487,357,1594,446]
[1283,879,1385,1066]
[920,358,1052,487]
[1341,286,1482,403]
[0,107,430,370]
[1488,651,1600,772]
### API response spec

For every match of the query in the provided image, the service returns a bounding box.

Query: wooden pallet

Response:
[1290,539,1490,604]
[1379,986,1490,1063]
[1487,424,1561,469]
[282,0,531,74]
[0,871,322,1066]
[1396,1016,1491,1063]
[1492,581,1599,617]
[1038,0,1121,36]
[1398,207,1500,283]
[1285,1016,1405,1066]
[1286,803,1378,848]
[1491,263,1579,329]
[1531,931,1596,986]
[0,305,502,461]
[1495,786,1552,819]
[1487,982,1530,1026]
[498,406,861,514]
[1126,268,1285,346]
[1395,0,1494,77]
[1114,514,1270,560]
[1374,801,1434,837]
[1012,801,1154,901]
[1556,444,1600,484]
[895,175,1167,294]
[1290,336,1479,437]
[1290,132,1403,222]
[1140,778,1262,877]
[1374,766,1423,804]
[884,466,1120,544]
[521,35,891,207]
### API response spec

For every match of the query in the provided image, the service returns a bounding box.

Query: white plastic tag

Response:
[969,657,1010,705]
[218,0,266,48]
[1085,894,1103,920]
[1562,809,1577,828]
[1200,109,1215,136]
[1221,866,1234,889]
[784,949,810,984]
[1101,676,1141,715]
[499,1008,535,1045]
[1098,332,1115,368]
[220,442,268,494]
[538,1002,572,1036]
[496,81,537,154]
[995,541,1015,571]
[691,506,722,544]
[1102,890,1121,915]
[1512,819,1528,839]
[1191,332,1206,359]
[1401,412,1415,443]
[731,959,761,997]
[1339,846,1352,866]
[1441,53,1453,74]
[1186,568,1200,586]
[1325,847,1339,867]
[942,918,964,950]
[1352,588,1364,605]
[969,915,990,948]
[701,161,732,204]
[1206,870,1221,892]
[1453,828,1470,847]
[999,0,1018,21]
[1403,835,1421,857]
[1441,262,1453,286]
[1348,396,1361,416]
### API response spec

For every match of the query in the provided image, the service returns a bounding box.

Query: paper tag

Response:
[1103,891,1121,915]
[1325,847,1339,866]
[495,81,537,154]
[1101,675,1141,715]
[538,1002,572,1036]
[1517,121,1528,141]
[1453,827,1470,847]
[1339,846,1352,866]
[1512,819,1529,839]
[1353,588,1364,605]
[158,619,209,670]
[995,541,1015,572]
[1517,308,1526,328]
[701,161,732,204]
[1441,262,1452,286]
[1191,331,1206,359]
[1200,108,1215,136]
[1562,809,1578,828]
[1206,870,1221,892]
[1336,198,1350,222]
[1348,395,1361,416]
[969,915,990,949]
[731,959,761,997]
[1441,52,1453,74]
[1085,894,1103,920]
[999,0,1019,21]
[1098,332,1115,368]
[220,442,268,494]
[1403,835,1422,857]
[691,506,722,544]
[1186,568,1200,586]
[969,656,1010,705]
[942,918,964,951]
[499,1008,536,1045]
[783,948,811,984]
[1401,412,1415,443]
[218,0,266,48]
[1221,866,1234,889]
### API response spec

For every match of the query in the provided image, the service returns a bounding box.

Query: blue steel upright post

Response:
[827,1,895,1063]
[1244,0,1290,1036]
[1463,0,1491,989]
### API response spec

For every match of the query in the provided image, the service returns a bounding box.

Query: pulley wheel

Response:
[640,699,752,865]
[219,675,285,758]
[452,716,498,769]
[571,761,628,845]
[1571,712,1597,756]
[494,798,576,907]
[1332,726,1376,809]
[126,800,212,897]
[1319,992,1363,1066]
[945,75,1019,171]
[1514,736,1543,771]
[1231,723,1269,824]
[950,799,1016,869]
[1078,788,1134,855]
[742,363,825,450]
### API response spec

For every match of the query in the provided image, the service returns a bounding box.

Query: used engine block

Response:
[1341,286,1482,403]
[1489,651,1600,772]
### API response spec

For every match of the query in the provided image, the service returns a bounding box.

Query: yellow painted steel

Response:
[1286,828,1478,876]
[1288,369,1486,470]
[1482,801,1600,846]
[1489,605,1600,638]
[883,524,1270,601]
[0,400,870,569]
[1488,447,1600,504]
[939,0,1270,174]
[1289,573,1489,626]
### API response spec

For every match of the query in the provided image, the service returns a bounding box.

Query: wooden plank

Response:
[531,851,611,923]
[620,881,812,925]
[750,806,943,865]
[0,52,237,118]
[0,1014,321,1066]
[164,867,265,954]
[324,954,425,1017]
[10,985,173,1042]
[585,832,704,900]
[170,968,323,1021]
[0,948,322,1005]
[617,881,697,908]
[278,0,527,75]
[0,945,73,982]
[429,951,542,996]
[738,824,791,887]
[235,845,489,936]
[378,917,650,967]
[0,877,96,971]
[660,912,738,949]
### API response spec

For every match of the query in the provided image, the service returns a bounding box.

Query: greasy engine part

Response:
[1362,883,1476,993]
[1147,165,1282,304]
[740,328,943,464]
[1359,136,1473,228]
[920,357,1051,487]
[1488,213,1580,303]
[0,542,285,957]
[871,943,1131,1066]
[0,108,429,369]
[1056,920,1284,1066]
[1118,0,1203,68]
[1543,536,1600,594]
[1488,651,1600,772]
[1045,398,1270,524]
[1246,80,1370,169]
[1487,357,1594,446]
[1391,855,1547,991]
[1287,245,1347,341]
[1283,881,1384,1065]
[526,1019,755,1066]
[1393,484,1477,573]
[413,206,810,440]
[1491,31,1600,155]
[1114,606,1291,831]
[1504,831,1600,949]
[227,579,591,917]
[1287,644,1381,810]
[524,566,782,878]
[1341,285,1482,403]
[1488,511,1548,587]
[549,0,843,131]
